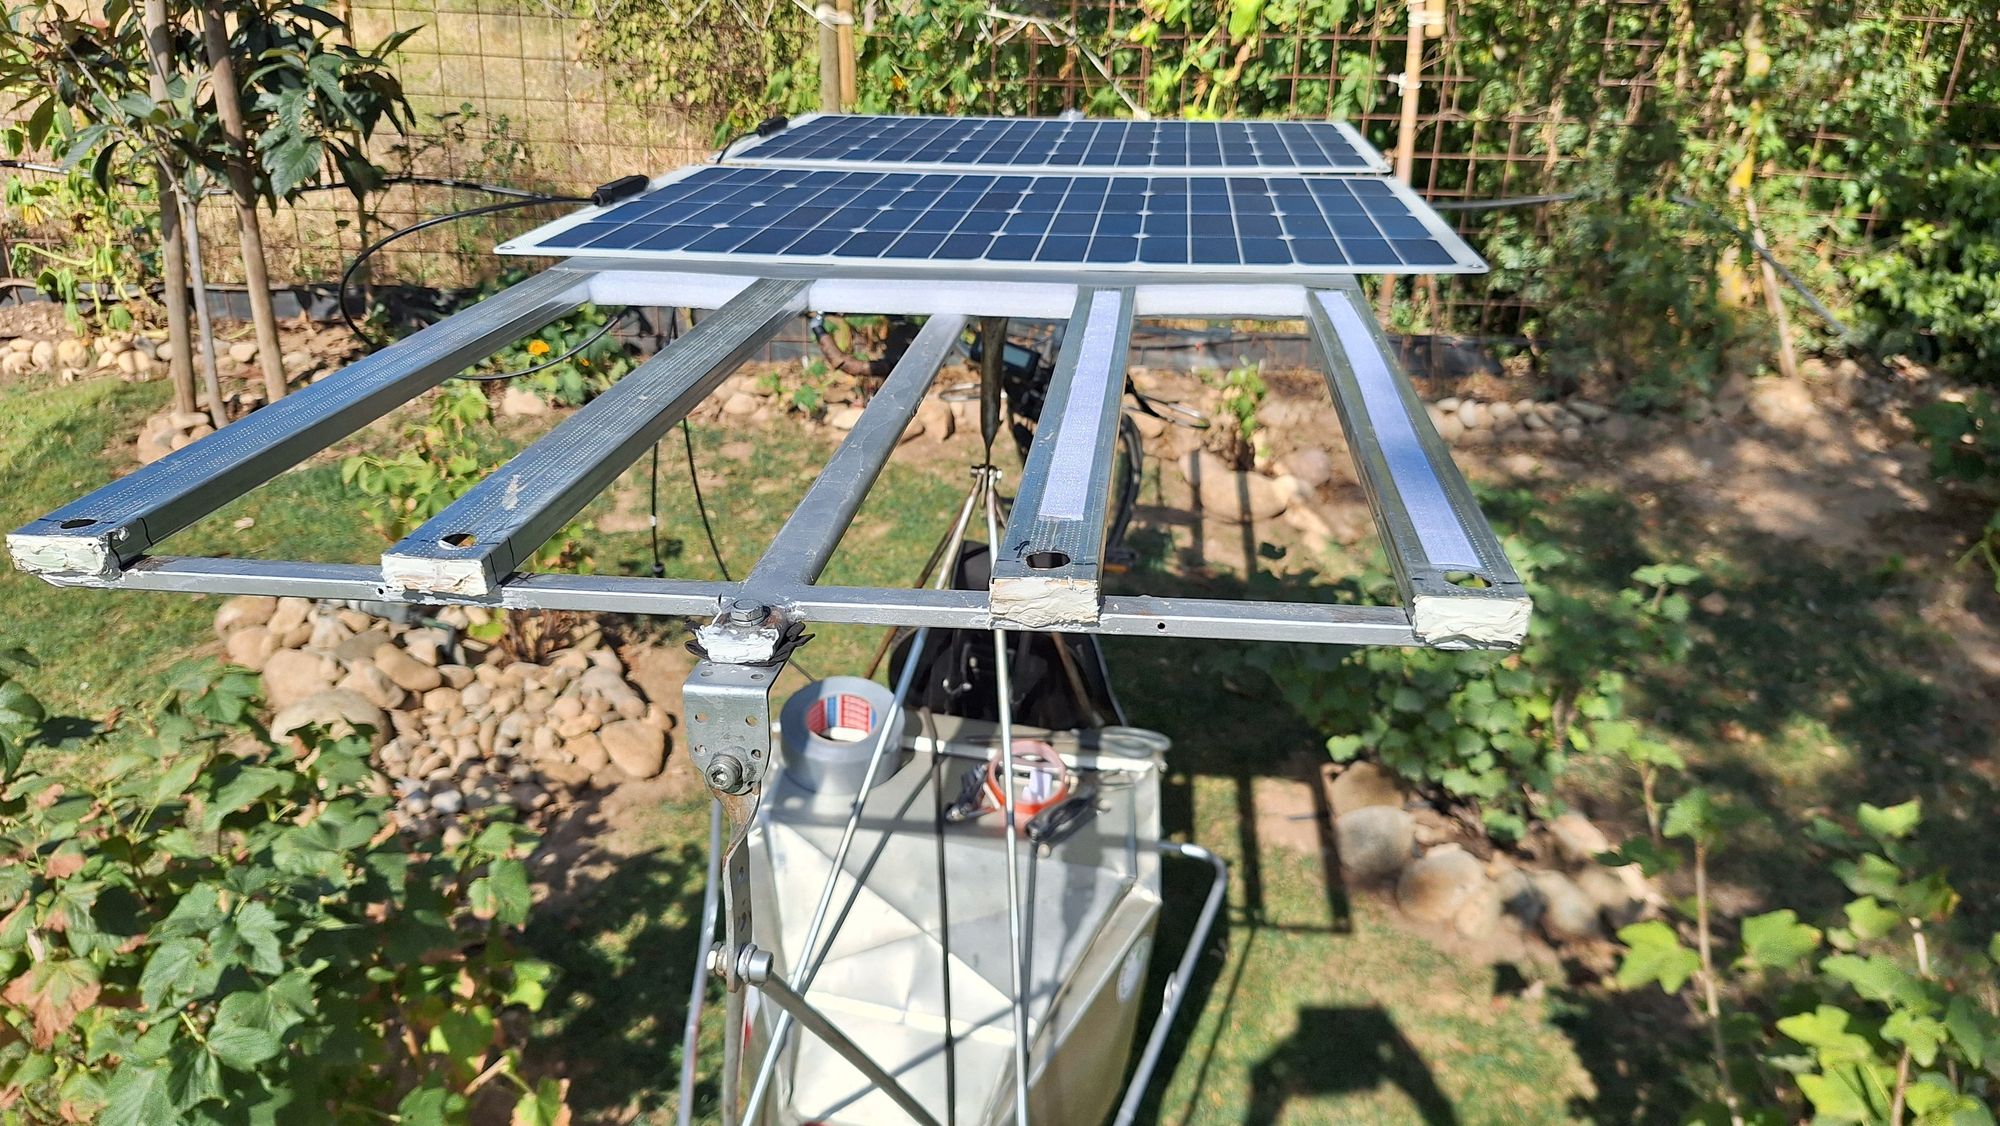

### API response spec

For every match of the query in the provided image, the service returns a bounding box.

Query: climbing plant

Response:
[0,659,565,1124]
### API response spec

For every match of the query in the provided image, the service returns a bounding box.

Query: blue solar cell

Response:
[507,165,1478,275]
[730,114,1387,174]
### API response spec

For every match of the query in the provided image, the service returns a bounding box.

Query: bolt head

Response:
[727,599,765,626]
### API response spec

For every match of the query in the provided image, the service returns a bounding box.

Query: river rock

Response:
[336,663,407,711]
[265,597,311,638]
[374,643,443,693]
[1748,377,1817,430]
[1397,845,1487,925]
[500,386,547,417]
[1530,870,1603,941]
[402,628,448,667]
[1574,864,1648,929]
[270,689,387,746]
[599,719,664,779]
[1329,761,1405,816]
[1493,866,1544,927]
[437,664,476,690]
[1546,812,1611,867]
[566,732,610,773]
[1182,450,1289,522]
[423,686,461,714]
[1457,399,1486,430]
[1334,806,1414,881]
[430,787,465,815]
[262,650,339,710]
[224,625,279,671]
[213,595,278,636]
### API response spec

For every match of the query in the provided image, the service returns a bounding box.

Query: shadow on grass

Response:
[519,791,714,1122]
[1244,1007,1460,1126]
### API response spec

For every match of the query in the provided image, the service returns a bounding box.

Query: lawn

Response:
[4,362,1991,1124]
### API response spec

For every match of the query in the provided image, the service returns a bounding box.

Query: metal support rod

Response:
[39,556,1439,645]
[677,801,724,1126]
[1112,842,1230,1126]
[743,469,990,1123]
[382,278,808,596]
[741,951,944,1126]
[984,482,1033,1126]
[744,313,964,593]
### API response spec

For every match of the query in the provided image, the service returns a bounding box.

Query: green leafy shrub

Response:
[1849,156,2000,378]
[341,381,492,543]
[1201,360,1267,470]
[0,659,564,1124]
[474,302,634,409]
[757,357,834,419]
[1909,390,2000,589]
[1614,795,2000,1123]
[1253,527,1695,840]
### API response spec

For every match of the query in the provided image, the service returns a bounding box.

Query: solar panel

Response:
[725,113,1390,175]
[497,165,1485,280]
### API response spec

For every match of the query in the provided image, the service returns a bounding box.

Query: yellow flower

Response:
[526,339,551,356]
[579,358,590,367]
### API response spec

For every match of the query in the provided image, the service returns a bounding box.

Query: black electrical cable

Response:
[337,194,584,347]
[711,114,792,163]
[681,417,732,584]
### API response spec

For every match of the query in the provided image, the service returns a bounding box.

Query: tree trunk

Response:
[141,0,196,414]
[172,182,229,431]
[199,0,288,404]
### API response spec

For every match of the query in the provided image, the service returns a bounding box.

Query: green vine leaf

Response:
[1614,920,1700,993]
[1740,909,1821,969]
[1856,800,1921,841]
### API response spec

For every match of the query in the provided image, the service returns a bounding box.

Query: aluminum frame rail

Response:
[9,264,1527,651]
[8,267,591,577]
[989,287,1134,629]
[1307,279,1528,647]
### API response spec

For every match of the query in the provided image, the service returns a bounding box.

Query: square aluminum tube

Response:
[741,312,966,596]
[1307,279,1529,647]
[7,267,592,578]
[379,277,810,597]
[989,287,1136,629]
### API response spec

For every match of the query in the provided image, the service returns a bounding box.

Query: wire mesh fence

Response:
[6,1,1995,332]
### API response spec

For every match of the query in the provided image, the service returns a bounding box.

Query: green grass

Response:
[7,372,1986,1124]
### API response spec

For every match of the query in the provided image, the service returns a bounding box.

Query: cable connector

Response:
[589,175,650,206]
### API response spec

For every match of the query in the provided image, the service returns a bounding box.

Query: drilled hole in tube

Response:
[1026,551,1070,570]
[440,532,476,549]
[58,518,96,529]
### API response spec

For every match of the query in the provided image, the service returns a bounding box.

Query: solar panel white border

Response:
[495,164,1487,281]
[723,112,1392,176]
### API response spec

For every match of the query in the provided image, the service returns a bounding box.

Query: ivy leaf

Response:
[2,955,101,1048]
[1842,896,1903,941]
[1990,932,2000,967]
[166,1043,222,1111]
[1833,853,1903,901]
[426,1005,495,1072]
[503,958,556,1012]
[1324,733,1365,761]
[208,991,287,1069]
[469,858,532,927]
[1883,1010,1948,1067]
[1662,788,1751,844]
[0,679,46,727]
[1857,800,1921,841]
[1821,954,1933,1012]
[1945,995,1990,1069]
[102,1063,181,1126]
[1777,1005,1874,1062]
[229,901,286,975]
[140,936,220,1010]
[511,1077,571,1126]
[1740,909,1821,969]
[395,1083,468,1126]
[1796,1066,1884,1122]
[1614,920,1700,993]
